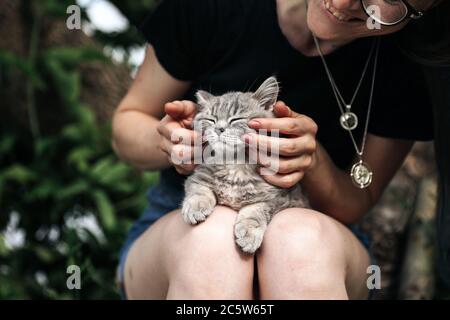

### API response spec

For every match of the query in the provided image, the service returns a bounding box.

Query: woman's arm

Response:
[302,134,413,224]
[248,101,414,224]
[112,46,191,170]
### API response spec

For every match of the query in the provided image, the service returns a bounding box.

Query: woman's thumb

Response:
[165,101,197,120]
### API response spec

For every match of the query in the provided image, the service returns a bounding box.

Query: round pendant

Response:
[340,112,358,131]
[350,160,373,189]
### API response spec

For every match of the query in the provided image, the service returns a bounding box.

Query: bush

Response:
[0,0,159,299]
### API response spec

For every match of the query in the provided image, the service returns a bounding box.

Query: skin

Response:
[113,0,439,299]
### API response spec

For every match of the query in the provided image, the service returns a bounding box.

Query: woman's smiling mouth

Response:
[323,0,362,23]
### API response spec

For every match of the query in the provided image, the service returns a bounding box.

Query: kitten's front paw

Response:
[234,218,265,254]
[181,195,215,225]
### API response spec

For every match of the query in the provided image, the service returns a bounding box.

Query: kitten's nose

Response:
[216,127,225,134]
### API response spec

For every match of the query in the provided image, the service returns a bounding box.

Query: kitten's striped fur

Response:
[182,77,309,253]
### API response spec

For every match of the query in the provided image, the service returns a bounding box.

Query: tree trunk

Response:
[398,177,437,300]
[0,0,132,134]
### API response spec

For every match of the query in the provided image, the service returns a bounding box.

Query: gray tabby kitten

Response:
[181,77,309,254]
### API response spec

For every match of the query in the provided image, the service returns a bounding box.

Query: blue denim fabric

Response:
[117,180,375,299]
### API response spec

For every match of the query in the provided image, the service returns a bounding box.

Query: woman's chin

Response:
[307,18,340,41]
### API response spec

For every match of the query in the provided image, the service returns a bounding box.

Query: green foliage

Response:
[0,51,44,89]
[0,0,160,299]
[90,1,160,55]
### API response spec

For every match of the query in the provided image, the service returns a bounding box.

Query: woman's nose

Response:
[330,0,360,10]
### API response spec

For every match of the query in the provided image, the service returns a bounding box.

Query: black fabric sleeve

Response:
[368,40,434,141]
[138,0,218,80]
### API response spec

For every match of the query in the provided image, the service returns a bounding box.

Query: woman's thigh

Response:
[123,206,254,299]
[123,209,176,299]
[257,208,371,300]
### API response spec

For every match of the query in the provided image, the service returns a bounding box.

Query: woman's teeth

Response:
[324,0,352,22]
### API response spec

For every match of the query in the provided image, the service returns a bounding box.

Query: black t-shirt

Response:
[139,0,433,189]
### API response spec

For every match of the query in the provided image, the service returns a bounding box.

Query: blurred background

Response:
[0,0,160,299]
[0,0,448,299]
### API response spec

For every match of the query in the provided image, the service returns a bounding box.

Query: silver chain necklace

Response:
[313,35,381,189]
[313,37,378,131]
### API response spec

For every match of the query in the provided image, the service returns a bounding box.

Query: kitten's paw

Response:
[234,218,265,254]
[181,195,215,225]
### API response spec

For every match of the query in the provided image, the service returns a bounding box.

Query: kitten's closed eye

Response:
[229,117,247,124]
[198,118,216,124]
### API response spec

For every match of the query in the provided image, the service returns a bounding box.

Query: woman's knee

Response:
[180,206,237,247]
[256,209,350,299]
[167,206,253,274]
[260,208,346,267]
[166,206,255,299]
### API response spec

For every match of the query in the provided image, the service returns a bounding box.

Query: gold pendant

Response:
[350,160,373,189]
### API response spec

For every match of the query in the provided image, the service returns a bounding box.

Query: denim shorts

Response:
[117,180,375,299]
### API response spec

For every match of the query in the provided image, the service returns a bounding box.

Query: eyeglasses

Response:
[361,0,424,26]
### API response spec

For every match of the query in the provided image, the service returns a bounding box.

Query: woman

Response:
[112,0,444,299]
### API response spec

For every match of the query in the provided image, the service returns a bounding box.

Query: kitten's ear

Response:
[196,90,214,106]
[252,77,279,111]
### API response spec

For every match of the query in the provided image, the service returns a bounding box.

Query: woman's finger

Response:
[259,169,305,189]
[170,127,202,145]
[175,164,197,176]
[158,120,200,145]
[258,154,313,174]
[244,133,316,157]
[273,101,303,119]
[171,143,197,164]
[164,100,197,122]
[248,116,317,136]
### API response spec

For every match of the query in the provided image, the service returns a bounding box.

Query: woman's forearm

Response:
[301,143,374,224]
[112,110,170,171]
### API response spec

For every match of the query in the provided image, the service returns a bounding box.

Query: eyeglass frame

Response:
[361,0,424,26]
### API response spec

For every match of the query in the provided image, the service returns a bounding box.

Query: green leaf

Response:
[55,180,90,200]
[35,137,58,157]
[90,157,115,180]
[2,165,37,184]
[0,176,4,208]
[0,134,15,155]
[0,50,45,89]
[67,146,95,172]
[72,104,96,127]
[44,47,107,69]
[43,59,80,107]
[0,234,9,257]
[142,171,160,186]
[92,190,116,231]
[34,245,56,263]
[110,182,134,194]
[25,179,60,202]
[97,162,131,186]
[62,124,84,142]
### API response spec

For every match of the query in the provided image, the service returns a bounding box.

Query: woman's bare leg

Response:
[257,208,371,300]
[123,206,254,299]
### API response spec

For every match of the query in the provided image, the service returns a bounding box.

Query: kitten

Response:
[181,77,309,254]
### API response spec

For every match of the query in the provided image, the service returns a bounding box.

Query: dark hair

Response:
[424,68,450,288]
[396,1,450,288]
[395,0,450,67]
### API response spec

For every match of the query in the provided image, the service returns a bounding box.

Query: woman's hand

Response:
[157,100,200,175]
[243,101,318,189]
